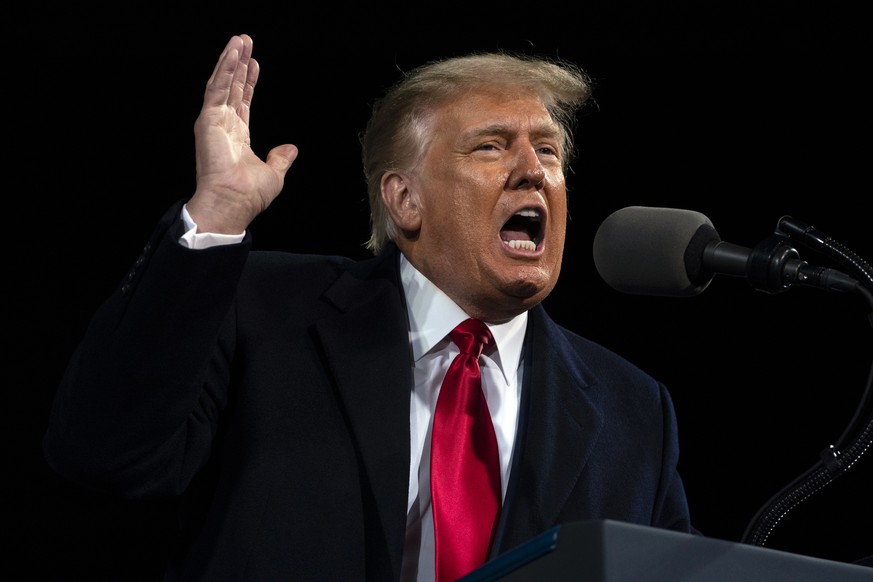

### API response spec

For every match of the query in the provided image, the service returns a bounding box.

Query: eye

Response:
[475,143,501,152]
[536,145,558,156]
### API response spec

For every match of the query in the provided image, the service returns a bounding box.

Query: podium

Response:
[461,520,873,581]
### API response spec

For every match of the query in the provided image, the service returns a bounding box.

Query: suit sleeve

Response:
[43,200,250,498]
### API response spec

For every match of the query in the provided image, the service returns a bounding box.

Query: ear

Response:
[380,171,422,235]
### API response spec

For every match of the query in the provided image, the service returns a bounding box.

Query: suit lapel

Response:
[494,305,605,554]
[309,249,604,568]
[313,246,412,579]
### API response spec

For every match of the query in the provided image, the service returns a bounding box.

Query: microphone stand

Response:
[740,217,873,555]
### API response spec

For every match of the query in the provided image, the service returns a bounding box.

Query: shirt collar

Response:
[400,253,527,383]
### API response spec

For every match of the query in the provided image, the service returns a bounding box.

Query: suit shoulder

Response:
[547,317,658,386]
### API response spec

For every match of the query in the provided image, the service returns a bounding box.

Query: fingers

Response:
[227,35,253,116]
[203,34,257,117]
[239,57,259,126]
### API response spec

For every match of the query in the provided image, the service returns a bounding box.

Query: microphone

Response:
[592,206,859,297]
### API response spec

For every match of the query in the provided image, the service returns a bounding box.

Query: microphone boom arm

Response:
[741,218,873,553]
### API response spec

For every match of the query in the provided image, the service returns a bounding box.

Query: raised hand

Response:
[186,34,299,234]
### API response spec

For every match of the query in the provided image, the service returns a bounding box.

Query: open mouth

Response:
[500,208,543,251]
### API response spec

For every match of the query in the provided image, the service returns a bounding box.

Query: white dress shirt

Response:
[399,254,526,582]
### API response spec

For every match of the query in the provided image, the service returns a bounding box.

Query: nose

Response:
[509,146,547,191]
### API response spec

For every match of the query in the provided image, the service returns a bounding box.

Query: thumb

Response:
[266,144,299,178]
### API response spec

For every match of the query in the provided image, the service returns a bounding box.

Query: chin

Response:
[505,264,557,295]
[503,277,555,305]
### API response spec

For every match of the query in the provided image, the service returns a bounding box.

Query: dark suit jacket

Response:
[44,200,695,581]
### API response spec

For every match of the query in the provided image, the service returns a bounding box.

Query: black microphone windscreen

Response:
[592,206,720,297]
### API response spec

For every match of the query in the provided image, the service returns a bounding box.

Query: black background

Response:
[11,1,872,579]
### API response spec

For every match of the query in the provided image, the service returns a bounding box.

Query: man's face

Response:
[398,86,569,323]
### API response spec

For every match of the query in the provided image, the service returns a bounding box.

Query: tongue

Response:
[500,228,531,242]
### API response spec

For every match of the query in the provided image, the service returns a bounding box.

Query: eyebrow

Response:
[462,122,562,142]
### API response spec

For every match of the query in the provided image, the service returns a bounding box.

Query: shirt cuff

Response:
[179,204,246,249]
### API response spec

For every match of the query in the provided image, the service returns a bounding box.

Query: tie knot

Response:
[450,318,493,358]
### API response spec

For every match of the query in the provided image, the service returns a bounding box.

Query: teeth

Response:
[507,240,536,251]
[515,209,541,220]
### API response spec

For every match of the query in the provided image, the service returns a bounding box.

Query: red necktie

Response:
[430,318,501,582]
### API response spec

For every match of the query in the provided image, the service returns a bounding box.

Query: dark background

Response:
[10,1,872,579]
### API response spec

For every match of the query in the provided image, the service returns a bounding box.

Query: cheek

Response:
[444,185,496,235]
[550,195,568,231]
[420,164,508,243]
[554,209,568,236]
[447,198,488,243]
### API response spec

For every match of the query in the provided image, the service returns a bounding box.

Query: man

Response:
[44,34,696,581]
